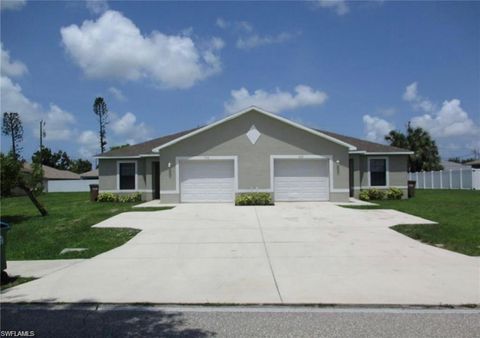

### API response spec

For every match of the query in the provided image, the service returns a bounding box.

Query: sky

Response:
[1,0,479,163]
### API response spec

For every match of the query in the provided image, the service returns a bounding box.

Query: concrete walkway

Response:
[2,203,479,305]
[6,260,85,278]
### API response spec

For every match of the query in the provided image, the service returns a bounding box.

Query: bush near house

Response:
[235,192,273,206]
[359,187,403,201]
[97,192,142,203]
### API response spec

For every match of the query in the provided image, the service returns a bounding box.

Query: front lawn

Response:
[0,192,170,260]
[347,190,480,256]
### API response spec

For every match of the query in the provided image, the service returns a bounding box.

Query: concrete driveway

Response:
[2,203,479,305]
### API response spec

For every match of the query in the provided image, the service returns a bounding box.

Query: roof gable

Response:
[151,106,357,152]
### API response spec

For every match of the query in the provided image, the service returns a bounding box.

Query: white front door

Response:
[180,160,235,202]
[274,159,330,201]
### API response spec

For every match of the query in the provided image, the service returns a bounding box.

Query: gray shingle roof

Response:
[22,163,80,180]
[316,129,410,153]
[96,124,409,158]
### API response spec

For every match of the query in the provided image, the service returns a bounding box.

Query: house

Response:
[16,163,80,194]
[440,160,472,171]
[80,169,99,179]
[465,159,480,169]
[95,107,412,203]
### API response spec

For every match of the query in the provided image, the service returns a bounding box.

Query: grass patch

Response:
[343,190,480,256]
[1,276,36,291]
[0,192,171,260]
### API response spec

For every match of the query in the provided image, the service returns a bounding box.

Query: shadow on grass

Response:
[1,303,215,337]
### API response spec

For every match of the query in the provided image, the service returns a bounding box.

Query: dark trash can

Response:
[1,222,11,274]
[408,180,416,198]
[90,184,99,202]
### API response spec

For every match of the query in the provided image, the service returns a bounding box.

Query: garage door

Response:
[180,160,234,202]
[274,159,329,201]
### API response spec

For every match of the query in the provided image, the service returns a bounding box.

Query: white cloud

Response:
[236,32,296,50]
[108,86,126,101]
[402,81,435,113]
[215,18,253,32]
[43,104,76,141]
[86,0,109,15]
[0,75,40,124]
[224,85,328,114]
[362,114,394,143]
[78,130,98,158]
[110,112,152,145]
[1,43,28,77]
[61,10,223,89]
[379,107,396,117]
[315,0,349,16]
[411,99,478,138]
[0,0,26,11]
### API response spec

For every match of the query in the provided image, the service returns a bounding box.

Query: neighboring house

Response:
[95,107,412,203]
[465,159,480,169]
[80,169,99,179]
[18,163,80,193]
[440,160,472,171]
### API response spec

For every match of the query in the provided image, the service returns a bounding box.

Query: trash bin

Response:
[1,221,11,274]
[408,180,416,198]
[89,184,99,202]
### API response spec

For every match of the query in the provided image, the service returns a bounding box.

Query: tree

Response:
[109,144,130,151]
[70,159,92,174]
[2,112,23,159]
[0,152,47,216]
[385,122,442,172]
[93,97,109,153]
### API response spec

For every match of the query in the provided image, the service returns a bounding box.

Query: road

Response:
[1,305,479,337]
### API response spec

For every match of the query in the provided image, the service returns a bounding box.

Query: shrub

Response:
[97,192,142,203]
[386,187,403,200]
[359,188,386,201]
[235,192,273,206]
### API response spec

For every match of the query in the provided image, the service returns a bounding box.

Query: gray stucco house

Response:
[96,107,412,203]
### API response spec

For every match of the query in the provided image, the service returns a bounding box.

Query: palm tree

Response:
[385,122,442,172]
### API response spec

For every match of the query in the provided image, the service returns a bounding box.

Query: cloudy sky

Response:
[1,0,479,161]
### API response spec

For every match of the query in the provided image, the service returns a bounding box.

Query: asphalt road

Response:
[1,305,479,338]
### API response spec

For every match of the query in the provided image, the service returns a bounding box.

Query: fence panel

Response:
[47,179,99,192]
[409,169,476,190]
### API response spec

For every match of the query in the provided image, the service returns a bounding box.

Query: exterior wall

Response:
[98,157,157,200]
[159,110,350,203]
[351,154,408,199]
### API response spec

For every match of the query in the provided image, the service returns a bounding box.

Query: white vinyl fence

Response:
[408,169,480,190]
[46,179,99,193]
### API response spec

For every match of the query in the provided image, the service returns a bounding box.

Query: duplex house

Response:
[96,107,412,203]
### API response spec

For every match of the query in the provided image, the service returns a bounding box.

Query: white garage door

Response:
[274,159,330,201]
[180,160,234,203]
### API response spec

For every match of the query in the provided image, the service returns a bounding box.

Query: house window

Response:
[119,162,136,190]
[370,159,387,186]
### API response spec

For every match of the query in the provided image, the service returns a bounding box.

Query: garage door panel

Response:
[274,159,329,201]
[180,160,234,203]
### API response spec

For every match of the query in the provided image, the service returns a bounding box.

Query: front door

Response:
[152,161,160,199]
[349,158,354,197]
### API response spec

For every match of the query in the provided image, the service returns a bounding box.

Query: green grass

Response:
[1,276,36,291]
[0,192,171,260]
[345,190,480,256]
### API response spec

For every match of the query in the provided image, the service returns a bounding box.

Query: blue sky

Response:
[1,0,479,162]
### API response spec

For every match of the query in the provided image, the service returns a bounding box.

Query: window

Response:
[119,162,136,190]
[369,158,387,186]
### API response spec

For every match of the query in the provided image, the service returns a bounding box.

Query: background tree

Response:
[93,97,109,153]
[109,144,130,151]
[2,112,23,159]
[70,159,92,174]
[385,122,442,172]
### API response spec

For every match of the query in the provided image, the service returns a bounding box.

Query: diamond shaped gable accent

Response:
[246,125,261,144]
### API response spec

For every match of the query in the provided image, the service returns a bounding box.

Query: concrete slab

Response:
[5,260,85,278]
[2,203,479,305]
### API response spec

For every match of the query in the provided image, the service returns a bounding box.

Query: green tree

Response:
[2,112,23,159]
[93,97,109,153]
[109,144,130,151]
[70,159,92,174]
[0,152,21,196]
[385,122,442,172]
